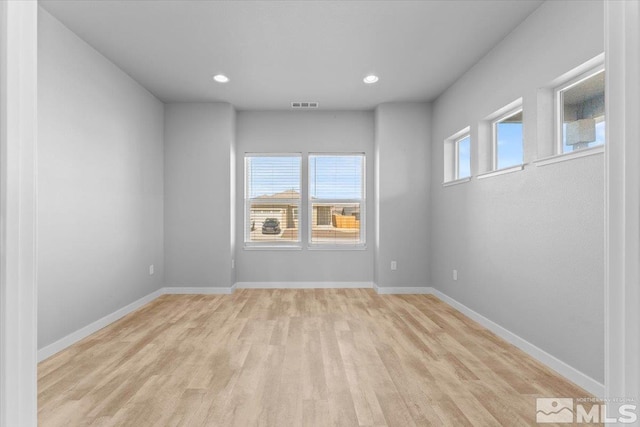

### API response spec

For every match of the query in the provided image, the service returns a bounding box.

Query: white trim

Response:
[547,53,606,89]
[605,0,640,415]
[163,285,236,294]
[446,126,471,144]
[442,177,471,187]
[374,284,431,294]
[485,98,524,122]
[37,289,164,363]
[243,245,302,251]
[236,281,373,289]
[429,288,604,398]
[0,2,38,426]
[534,145,604,167]
[476,164,524,180]
[307,244,367,251]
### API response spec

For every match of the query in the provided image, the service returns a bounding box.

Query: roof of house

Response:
[256,189,300,199]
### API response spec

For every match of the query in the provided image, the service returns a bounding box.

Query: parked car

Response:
[261,218,281,235]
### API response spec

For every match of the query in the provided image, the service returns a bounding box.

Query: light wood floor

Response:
[38,289,599,426]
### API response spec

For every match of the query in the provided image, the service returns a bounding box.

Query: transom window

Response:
[557,67,605,154]
[493,109,523,170]
[455,134,471,179]
[444,127,471,184]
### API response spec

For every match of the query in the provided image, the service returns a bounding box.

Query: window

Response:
[493,108,523,169]
[244,154,301,246]
[557,67,605,153]
[455,134,471,179]
[308,154,365,246]
[444,127,471,184]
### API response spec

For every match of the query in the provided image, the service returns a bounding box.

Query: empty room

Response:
[1,0,639,426]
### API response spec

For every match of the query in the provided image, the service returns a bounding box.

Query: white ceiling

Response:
[40,0,543,110]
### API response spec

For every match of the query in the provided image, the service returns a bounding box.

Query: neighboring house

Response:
[251,189,299,229]
[251,189,360,230]
[249,190,360,243]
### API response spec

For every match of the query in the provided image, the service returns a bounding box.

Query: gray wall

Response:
[37,0,605,387]
[429,0,604,382]
[235,111,374,283]
[164,103,235,287]
[37,8,165,348]
[375,103,431,288]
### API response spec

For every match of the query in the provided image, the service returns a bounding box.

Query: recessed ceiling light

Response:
[363,75,379,84]
[213,74,229,83]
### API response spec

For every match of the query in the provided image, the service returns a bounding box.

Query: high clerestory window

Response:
[492,108,523,170]
[444,127,471,184]
[556,66,605,154]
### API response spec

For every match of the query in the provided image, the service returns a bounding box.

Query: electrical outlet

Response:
[453,269,458,281]
[391,261,397,271]
[149,264,154,275]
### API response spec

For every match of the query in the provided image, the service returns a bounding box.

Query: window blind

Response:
[308,154,365,246]
[245,154,301,244]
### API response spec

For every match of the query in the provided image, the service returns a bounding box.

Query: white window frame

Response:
[555,63,605,155]
[491,106,524,171]
[307,153,366,250]
[454,134,471,180]
[443,126,471,185]
[244,153,302,249]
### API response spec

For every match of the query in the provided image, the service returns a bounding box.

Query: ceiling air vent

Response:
[291,101,319,109]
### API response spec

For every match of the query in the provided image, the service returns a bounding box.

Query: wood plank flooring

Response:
[38,289,600,426]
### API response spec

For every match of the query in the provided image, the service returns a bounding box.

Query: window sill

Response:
[477,164,524,180]
[243,245,302,251]
[534,146,604,167]
[307,244,367,251]
[442,177,471,187]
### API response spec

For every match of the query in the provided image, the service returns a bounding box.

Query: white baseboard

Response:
[374,283,432,294]
[163,285,236,295]
[37,288,164,362]
[235,281,374,289]
[429,288,605,398]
